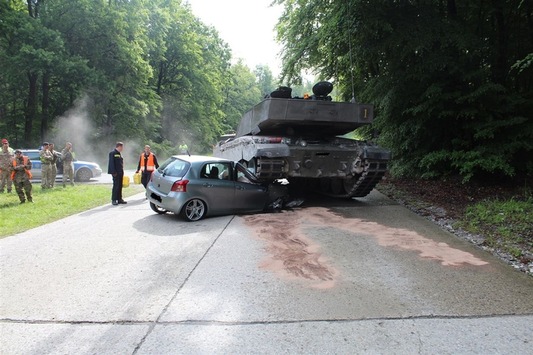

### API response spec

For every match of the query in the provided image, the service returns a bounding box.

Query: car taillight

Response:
[171,179,189,192]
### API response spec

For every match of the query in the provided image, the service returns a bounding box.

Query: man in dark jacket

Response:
[108,142,126,205]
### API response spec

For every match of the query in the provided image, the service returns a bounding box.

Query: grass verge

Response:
[0,184,144,238]
[457,198,533,260]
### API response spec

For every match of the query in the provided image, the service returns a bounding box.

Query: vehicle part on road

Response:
[75,167,92,182]
[146,155,271,221]
[150,202,167,214]
[181,198,207,221]
[213,81,391,198]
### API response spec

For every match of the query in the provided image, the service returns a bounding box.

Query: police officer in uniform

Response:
[108,142,127,205]
[178,143,188,154]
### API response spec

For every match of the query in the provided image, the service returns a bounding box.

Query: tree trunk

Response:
[41,71,50,140]
[491,1,508,84]
[447,0,457,17]
[25,72,38,146]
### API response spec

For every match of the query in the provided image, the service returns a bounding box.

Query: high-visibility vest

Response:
[11,156,32,180]
[138,153,156,172]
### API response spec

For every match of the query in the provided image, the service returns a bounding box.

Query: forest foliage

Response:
[1,0,532,182]
[275,0,533,181]
[0,0,276,160]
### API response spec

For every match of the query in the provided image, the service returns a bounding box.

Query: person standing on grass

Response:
[135,145,159,188]
[48,143,60,188]
[108,142,127,205]
[0,138,14,193]
[39,142,53,189]
[11,149,33,203]
[61,142,75,187]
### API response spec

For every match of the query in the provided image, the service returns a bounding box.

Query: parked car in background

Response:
[146,155,285,221]
[21,149,103,182]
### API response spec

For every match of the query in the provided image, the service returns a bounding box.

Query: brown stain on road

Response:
[244,207,488,287]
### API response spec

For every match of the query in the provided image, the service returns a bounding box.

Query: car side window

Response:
[202,163,231,180]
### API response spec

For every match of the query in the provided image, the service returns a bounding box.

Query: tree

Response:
[274,0,533,181]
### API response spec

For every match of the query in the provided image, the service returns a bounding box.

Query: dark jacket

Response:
[108,148,123,175]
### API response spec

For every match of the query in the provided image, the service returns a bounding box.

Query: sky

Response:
[186,0,284,76]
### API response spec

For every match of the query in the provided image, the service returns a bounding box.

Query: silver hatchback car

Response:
[146,155,272,221]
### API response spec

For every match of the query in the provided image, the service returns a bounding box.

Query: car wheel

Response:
[180,198,206,221]
[150,202,167,214]
[75,168,92,182]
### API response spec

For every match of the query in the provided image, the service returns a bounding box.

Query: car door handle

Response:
[203,183,214,187]
[235,185,245,190]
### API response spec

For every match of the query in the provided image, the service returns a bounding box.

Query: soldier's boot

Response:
[20,200,25,204]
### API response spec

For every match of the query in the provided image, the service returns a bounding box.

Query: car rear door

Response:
[196,162,236,214]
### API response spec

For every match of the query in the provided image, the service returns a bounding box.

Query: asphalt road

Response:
[1,190,532,354]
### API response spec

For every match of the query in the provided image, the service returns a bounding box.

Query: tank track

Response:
[257,157,387,199]
[310,159,388,198]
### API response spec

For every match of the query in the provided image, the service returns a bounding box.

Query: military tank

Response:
[213,81,390,198]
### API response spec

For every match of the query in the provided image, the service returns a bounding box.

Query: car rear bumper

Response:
[146,187,187,214]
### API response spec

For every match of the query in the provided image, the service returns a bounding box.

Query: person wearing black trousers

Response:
[108,142,127,205]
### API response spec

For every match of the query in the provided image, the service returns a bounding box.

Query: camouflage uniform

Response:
[12,151,33,203]
[48,144,60,188]
[61,142,75,187]
[39,143,53,189]
[0,144,14,193]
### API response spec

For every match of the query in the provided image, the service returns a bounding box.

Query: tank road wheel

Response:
[319,177,331,192]
[180,198,206,222]
[330,178,344,195]
[150,202,167,214]
[342,176,360,194]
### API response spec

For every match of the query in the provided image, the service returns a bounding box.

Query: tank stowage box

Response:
[214,82,390,198]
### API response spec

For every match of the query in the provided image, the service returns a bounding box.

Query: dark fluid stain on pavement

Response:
[244,207,488,287]
[244,211,338,289]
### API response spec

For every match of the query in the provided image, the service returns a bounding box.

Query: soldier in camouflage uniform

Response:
[11,149,33,203]
[48,143,60,188]
[39,142,53,189]
[61,142,75,187]
[0,138,14,193]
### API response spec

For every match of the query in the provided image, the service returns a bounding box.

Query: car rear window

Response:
[158,157,189,177]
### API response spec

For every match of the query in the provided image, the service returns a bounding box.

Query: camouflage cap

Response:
[15,149,22,153]
[42,142,49,146]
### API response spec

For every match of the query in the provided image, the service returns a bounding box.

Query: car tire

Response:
[150,202,167,214]
[75,168,92,182]
[180,198,206,221]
